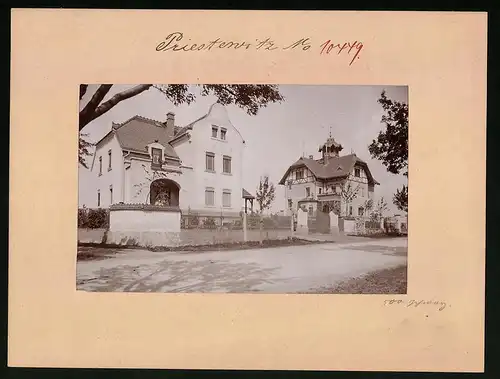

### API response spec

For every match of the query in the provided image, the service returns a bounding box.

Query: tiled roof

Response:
[279,154,379,185]
[100,115,179,159]
[242,188,255,199]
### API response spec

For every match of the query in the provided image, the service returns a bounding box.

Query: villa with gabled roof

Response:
[86,103,254,223]
[279,135,379,217]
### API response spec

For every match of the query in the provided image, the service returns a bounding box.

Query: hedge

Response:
[78,208,109,229]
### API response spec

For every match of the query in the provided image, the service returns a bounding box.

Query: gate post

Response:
[243,212,248,242]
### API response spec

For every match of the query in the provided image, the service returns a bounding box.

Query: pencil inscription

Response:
[384,299,448,311]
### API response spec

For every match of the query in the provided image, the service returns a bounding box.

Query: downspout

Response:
[122,151,131,203]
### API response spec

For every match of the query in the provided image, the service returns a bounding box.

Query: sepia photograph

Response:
[77,84,409,294]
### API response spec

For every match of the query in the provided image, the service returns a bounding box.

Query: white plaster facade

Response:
[84,103,246,218]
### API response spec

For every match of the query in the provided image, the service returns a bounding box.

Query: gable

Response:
[170,103,244,144]
[279,154,379,185]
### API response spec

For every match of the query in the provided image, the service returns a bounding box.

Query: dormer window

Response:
[151,147,162,168]
[220,128,227,140]
[211,126,218,138]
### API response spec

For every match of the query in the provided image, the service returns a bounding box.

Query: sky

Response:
[79,84,408,214]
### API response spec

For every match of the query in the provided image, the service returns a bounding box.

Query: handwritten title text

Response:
[155,32,363,66]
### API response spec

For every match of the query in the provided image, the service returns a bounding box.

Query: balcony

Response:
[317,191,341,201]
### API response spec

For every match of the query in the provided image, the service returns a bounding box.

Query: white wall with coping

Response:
[343,219,356,234]
[108,205,181,247]
[109,208,181,232]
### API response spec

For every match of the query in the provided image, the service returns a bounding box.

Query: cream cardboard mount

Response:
[8,10,486,371]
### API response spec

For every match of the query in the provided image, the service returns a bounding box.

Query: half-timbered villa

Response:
[278,136,380,217]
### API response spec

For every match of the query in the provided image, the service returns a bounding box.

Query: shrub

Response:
[78,208,109,229]
[365,220,380,229]
[202,217,217,229]
[247,216,259,229]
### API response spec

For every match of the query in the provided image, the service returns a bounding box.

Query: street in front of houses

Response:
[77,237,407,293]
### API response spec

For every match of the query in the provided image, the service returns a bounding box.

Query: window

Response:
[110,186,113,204]
[205,188,215,206]
[222,190,231,207]
[354,168,361,177]
[358,207,364,216]
[349,206,353,216]
[361,187,365,197]
[151,148,162,167]
[305,187,310,197]
[223,155,232,174]
[296,169,304,180]
[206,152,215,171]
[288,199,293,209]
[319,188,322,194]
[99,156,102,175]
[97,190,100,207]
[108,149,112,171]
[211,126,218,138]
[308,206,314,216]
[220,128,227,140]
[288,180,292,190]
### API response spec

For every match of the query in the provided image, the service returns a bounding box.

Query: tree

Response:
[368,90,409,211]
[340,181,360,216]
[255,175,276,214]
[362,199,374,215]
[393,185,408,213]
[79,84,284,131]
[371,197,389,221]
[79,133,94,169]
[78,84,284,168]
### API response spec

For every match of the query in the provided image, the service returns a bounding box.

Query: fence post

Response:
[259,214,263,245]
[243,212,248,242]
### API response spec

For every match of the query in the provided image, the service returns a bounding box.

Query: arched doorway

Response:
[149,179,180,206]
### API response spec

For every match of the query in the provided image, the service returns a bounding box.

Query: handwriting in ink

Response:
[283,38,312,51]
[383,299,448,311]
[155,32,364,66]
[156,32,252,52]
[255,38,278,50]
[319,40,363,66]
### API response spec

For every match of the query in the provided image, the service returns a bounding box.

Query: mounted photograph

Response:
[77,84,408,294]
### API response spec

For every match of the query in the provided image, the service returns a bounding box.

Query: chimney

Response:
[164,112,175,138]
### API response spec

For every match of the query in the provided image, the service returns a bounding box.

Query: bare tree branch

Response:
[79,84,113,129]
[79,84,88,101]
[79,84,153,130]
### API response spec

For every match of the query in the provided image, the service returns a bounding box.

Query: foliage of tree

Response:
[79,84,284,131]
[255,175,276,213]
[79,132,94,169]
[78,84,284,168]
[368,91,408,176]
[368,90,409,213]
[393,185,408,213]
